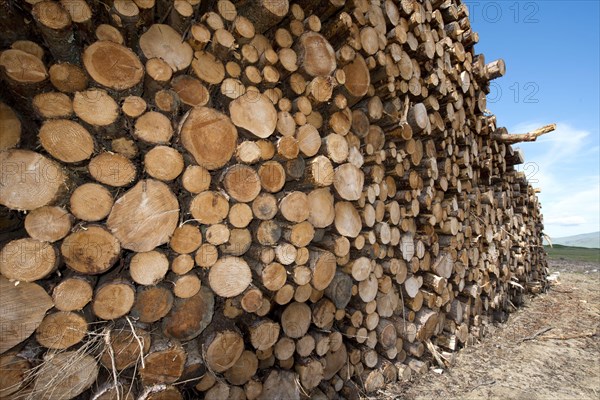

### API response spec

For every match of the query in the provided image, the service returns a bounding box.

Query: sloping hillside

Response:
[549,232,600,249]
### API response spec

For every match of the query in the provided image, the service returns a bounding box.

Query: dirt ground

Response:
[384,258,600,400]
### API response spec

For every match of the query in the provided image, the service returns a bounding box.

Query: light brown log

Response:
[48,62,88,93]
[432,252,453,279]
[110,0,140,48]
[334,163,364,200]
[205,330,245,373]
[83,40,143,90]
[237,141,262,164]
[38,119,94,164]
[92,279,135,320]
[255,220,282,246]
[485,58,506,80]
[0,103,21,151]
[172,254,194,275]
[258,262,287,292]
[192,50,225,84]
[249,319,281,351]
[306,188,335,228]
[24,206,72,242]
[233,16,255,43]
[33,92,72,118]
[296,335,315,357]
[11,40,44,60]
[182,165,212,195]
[154,82,182,111]
[60,0,92,27]
[322,133,349,164]
[229,203,254,228]
[170,224,202,254]
[328,108,352,137]
[0,352,30,397]
[240,288,264,313]
[358,273,379,302]
[0,150,67,211]
[258,370,299,400]
[171,75,209,107]
[195,373,217,392]
[69,183,113,222]
[360,369,385,393]
[107,179,179,252]
[195,243,219,268]
[209,256,252,297]
[225,350,258,385]
[52,276,93,312]
[88,152,136,187]
[277,136,300,160]
[144,146,184,181]
[60,226,119,275]
[180,107,238,170]
[31,1,78,62]
[111,137,138,158]
[236,0,289,34]
[0,49,48,86]
[334,201,362,238]
[230,92,278,138]
[274,336,296,361]
[33,352,98,399]
[0,276,53,353]
[223,164,262,202]
[295,32,336,77]
[296,358,324,390]
[259,161,286,193]
[36,311,87,349]
[96,23,124,43]
[134,111,173,144]
[140,24,193,72]
[312,297,335,329]
[205,224,230,245]
[278,191,308,223]
[281,302,311,338]
[281,222,313,248]
[274,242,296,265]
[343,54,370,101]
[130,250,169,285]
[73,89,119,127]
[323,343,347,380]
[308,249,337,290]
[306,155,334,187]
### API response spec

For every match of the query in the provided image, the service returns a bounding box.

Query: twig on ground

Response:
[551,288,574,293]
[540,331,598,340]
[520,327,553,342]
[469,379,496,391]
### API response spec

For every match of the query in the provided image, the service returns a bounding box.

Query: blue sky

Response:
[467,0,600,238]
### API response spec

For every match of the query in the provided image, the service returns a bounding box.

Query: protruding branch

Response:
[492,123,556,144]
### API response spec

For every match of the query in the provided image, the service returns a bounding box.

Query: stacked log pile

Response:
[0,0,549,398]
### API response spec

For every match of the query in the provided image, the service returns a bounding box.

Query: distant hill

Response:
[546,232,600,249]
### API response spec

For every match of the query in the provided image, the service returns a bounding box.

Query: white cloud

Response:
[545,216,586,226]
[512,122,599,237]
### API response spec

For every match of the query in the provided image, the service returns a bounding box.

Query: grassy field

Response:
[544,244,600,263]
